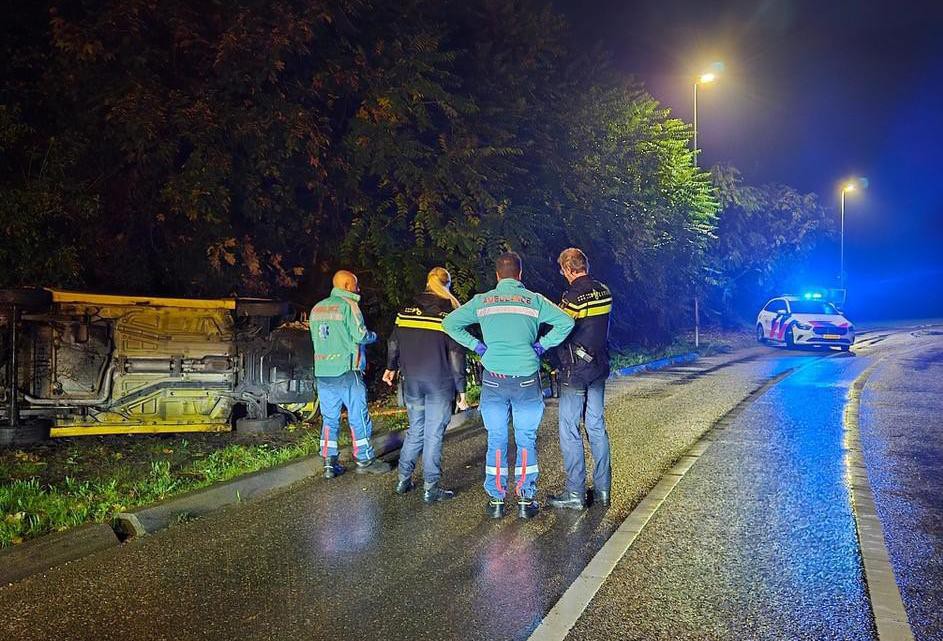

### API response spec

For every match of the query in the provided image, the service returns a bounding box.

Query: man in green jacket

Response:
[443,252,574,518]
[310,270,391,478]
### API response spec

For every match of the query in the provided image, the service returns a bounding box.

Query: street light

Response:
[691,67,719,348]
[840,181,857,289]
[692,71,717,165]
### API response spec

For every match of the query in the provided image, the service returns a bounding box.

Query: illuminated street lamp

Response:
[840,181,857,289]
[692,67,720,348]
[692,71,717,166]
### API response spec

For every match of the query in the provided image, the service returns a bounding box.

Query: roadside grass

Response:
[0,412,409,548]
[610,327,753,371]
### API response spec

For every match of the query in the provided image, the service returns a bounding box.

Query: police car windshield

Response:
[790,301,839,315]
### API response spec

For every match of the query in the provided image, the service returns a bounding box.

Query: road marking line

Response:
[843,363,916,641]
[526,368,796,641]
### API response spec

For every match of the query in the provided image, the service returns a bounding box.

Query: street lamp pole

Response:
[840,188,845,289]
[691,72,715,348]
[840,182,856,289]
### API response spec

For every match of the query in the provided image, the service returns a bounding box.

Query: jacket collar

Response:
[496,278,524,290]
[331,287,361,302]
[571,274,592,287]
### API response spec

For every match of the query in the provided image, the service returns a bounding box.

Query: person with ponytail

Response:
[383,267,468,503]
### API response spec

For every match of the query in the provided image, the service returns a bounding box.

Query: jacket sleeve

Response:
[442,297,482,352]
[344,299,377,345]
[386,326,400,371]
[446,336,467,394]
[560,290,581,319]
[535,294,575,350]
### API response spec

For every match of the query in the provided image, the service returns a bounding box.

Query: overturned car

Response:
[0,288,317,446]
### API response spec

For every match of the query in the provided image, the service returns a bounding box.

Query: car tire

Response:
[235,414,286,434]
[0,420,51,447]
[756,324,768,345]
[785,325,795,349]
[0,288,52,311]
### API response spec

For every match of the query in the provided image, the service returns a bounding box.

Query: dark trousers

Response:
[558,376,611,493]
[398,377,454,489]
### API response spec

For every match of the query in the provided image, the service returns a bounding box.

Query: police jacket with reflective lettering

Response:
[555,275,612,386]
[386,292,467,393]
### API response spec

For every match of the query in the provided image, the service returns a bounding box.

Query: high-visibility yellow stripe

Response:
[581,304,612,318]
[563,307,579,318]
[395,318,445,331]
[396,314,444,324]
[567,296,613,310]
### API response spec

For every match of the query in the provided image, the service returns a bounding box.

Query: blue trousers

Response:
[399,377,454,489]
[317,371,375,462]
[558,377,611,494]
[479,370,544,500]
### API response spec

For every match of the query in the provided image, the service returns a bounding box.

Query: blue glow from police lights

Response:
[803,292,824,300]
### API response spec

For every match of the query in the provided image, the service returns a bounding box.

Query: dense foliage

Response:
[0,1,829,345]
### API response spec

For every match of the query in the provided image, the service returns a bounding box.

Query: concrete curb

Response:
[0,523,119,586]
[116,408,481,538]
[844,363,915,641]
[610,351,699,378]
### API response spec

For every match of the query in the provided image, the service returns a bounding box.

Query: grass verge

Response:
[0,412,409,548]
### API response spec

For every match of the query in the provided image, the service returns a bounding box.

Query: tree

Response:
[706,164,834,324]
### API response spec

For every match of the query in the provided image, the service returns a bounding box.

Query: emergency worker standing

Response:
[443,252,574,518]
[547,248,613,509]
[310,270,392,478]
[382,267,467,503]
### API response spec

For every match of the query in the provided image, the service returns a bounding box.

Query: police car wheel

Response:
[756,324,768,345]
[784,325,795,348]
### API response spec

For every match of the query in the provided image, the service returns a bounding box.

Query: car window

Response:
[789,300,839,315]
[764,300,784,313]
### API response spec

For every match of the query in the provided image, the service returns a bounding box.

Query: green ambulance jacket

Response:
[309,287,377,378]
[442,278,575,376]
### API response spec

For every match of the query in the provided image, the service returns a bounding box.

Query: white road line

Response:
[844,362,916,641]
[526,368,796,641]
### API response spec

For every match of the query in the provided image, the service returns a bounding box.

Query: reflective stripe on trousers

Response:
[479,370,544,499]
[316,371,376,461]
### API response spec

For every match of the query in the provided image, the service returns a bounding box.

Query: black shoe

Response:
[355,458,393,475]
[323,456,345,479]
[395,477,414,494]
[547,491,587,511]
[518,497,540,519]
[592,488,611,507]
[486,498,506,519]
[423,484,455,504]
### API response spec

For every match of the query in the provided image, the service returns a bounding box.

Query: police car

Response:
[756,294,855,351]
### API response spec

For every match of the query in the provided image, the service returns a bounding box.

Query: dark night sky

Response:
[555,0,943,318]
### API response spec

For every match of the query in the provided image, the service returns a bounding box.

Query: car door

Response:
[763,298,789,341]
[759,299,782,339]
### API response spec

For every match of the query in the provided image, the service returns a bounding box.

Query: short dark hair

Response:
[495,251,523,279]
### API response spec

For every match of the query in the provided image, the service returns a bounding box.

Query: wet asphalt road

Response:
[565,345,876,641]
[859,329,943,641]
[0,328,939,641]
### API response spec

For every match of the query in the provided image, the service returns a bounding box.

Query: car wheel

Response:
[235,414,286,434]
[0,288,52,311]
[785,325,795,349]
[756,324,768,345]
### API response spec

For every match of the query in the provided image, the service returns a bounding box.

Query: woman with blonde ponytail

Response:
[382,267,469,503]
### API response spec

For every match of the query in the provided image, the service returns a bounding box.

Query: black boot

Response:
[423,484,455,504]
[547,490,587,511]
[323,456,345,479]
[355,457,392,475]
[592,488,611,507]
[395,477,414,494]
[486,498,506,519]
[518,497,540,519]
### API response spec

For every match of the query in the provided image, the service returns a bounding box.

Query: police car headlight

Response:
[795,322,813,330]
